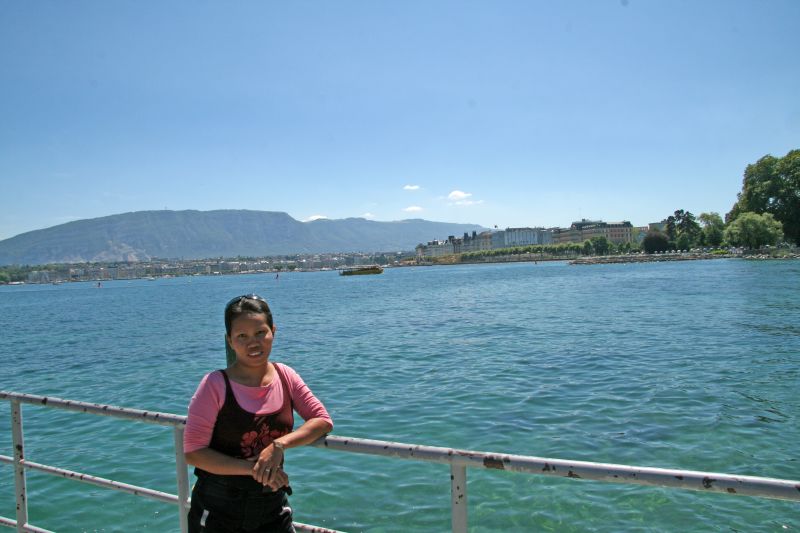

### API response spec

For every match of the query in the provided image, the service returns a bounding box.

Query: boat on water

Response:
[339,265,384,276]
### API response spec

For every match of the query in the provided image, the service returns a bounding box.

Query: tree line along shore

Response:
[424,246,798,267]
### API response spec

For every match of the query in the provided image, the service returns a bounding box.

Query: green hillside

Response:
[0,210,486,265]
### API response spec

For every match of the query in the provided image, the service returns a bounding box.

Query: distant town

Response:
[416,219,642,258]
[2,215,796,285]
[8,251,407,285]
[1,218,648,284]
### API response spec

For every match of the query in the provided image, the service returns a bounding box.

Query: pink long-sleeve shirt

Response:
[184,362,332,453]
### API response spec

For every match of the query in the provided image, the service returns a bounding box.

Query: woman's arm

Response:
[186,417,331,477]
[252,417,333,486]
[276,417,333,449]
[258,365,334,467]
[184,447,253,476]
[186,447,291,491]
[184,372,225,455]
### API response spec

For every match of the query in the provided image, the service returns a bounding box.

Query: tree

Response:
[698,212,725,247]
[676,233,691,251]
[723,212,784,249]
[675,210,701,246]
[589,236,610,255]
[662,209,701,248]
[0,266,28,282]
[727,149,800,244]
[642,231,670,254]
[664,215,677,241]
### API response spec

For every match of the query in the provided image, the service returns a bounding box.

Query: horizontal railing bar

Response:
[0,516,55,533]
[0,455,343,533]
[0,456,349,533]
[0,461,346,533]
[0,391,185,427]
[0,455,179,505]
[0,515,346,533]
[3,391,799,502]
[293,522,347,533]
[312,436,800,502]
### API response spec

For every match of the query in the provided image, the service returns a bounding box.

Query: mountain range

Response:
[0,210,487,265]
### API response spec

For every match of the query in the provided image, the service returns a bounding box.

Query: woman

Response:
[184,294,333,532]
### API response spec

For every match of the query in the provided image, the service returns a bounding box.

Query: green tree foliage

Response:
[642,231,670,254]
[0,265,29,283]
[675,233,691,251]
[698,212,725,247]
[727,149,800,244]
[675,210,701,245]
[589,236,611,255]
[459,242,586,261]
[723,212,784,249]
[662,209,702,248]
[664,216,676,241]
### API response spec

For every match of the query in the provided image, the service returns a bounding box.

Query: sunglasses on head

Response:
[225,294,268,311]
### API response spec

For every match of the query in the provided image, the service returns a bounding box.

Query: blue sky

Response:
[1,0,798,241]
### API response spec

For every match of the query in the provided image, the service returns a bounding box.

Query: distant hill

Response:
[0,210,487,265]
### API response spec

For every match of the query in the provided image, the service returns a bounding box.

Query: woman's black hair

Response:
[224,294,274,335]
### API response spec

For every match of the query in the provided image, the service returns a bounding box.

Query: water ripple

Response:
[1,260,799,531]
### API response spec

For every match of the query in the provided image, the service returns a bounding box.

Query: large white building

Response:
[504,227,553,246]
[416,228,554,259]
[551,220,634,245]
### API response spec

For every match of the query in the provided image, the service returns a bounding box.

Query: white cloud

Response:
[403,185,420,191]
[361,212,375,219]
[444,190,482,206]
[403,206,423,212]
[303,215,328,222]
[448,190,472,200]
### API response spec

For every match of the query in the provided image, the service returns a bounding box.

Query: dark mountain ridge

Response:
[0,210,487,265]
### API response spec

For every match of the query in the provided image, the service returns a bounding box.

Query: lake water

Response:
[1,259,798,532]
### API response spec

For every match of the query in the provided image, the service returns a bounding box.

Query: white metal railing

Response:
[1,391,799,532]
[0,391,341,533]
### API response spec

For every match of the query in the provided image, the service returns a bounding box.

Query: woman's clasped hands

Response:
[250,442,288,490]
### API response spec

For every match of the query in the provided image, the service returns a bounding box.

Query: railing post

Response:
[11,400,28,533]
[450,464,467,533]
[173,426,190,533]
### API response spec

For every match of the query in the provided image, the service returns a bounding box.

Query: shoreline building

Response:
[416,221,636,259]
[460,231,495,253]
[503,227,553,247]
[415,227,554,259]
[551,219,634,245]
[416,238,455,258]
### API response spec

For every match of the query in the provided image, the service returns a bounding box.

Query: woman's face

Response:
[226,312,276,368]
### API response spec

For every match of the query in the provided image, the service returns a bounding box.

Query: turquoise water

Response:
[1,259,798,532]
